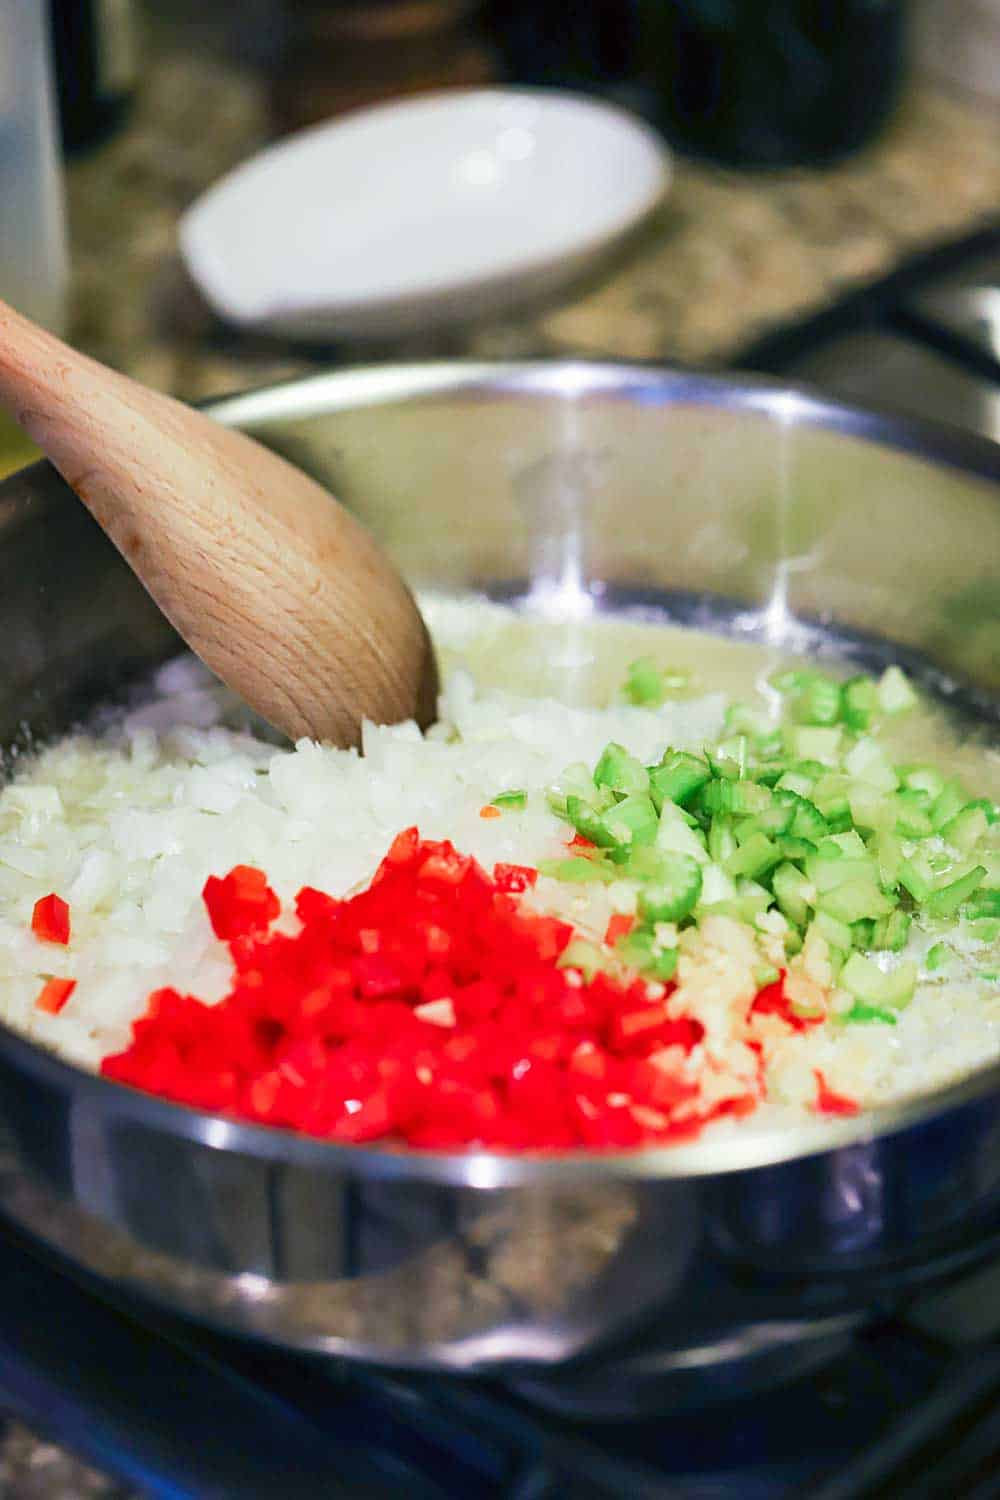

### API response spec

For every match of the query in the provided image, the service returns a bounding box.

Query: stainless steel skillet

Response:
[0,361,998,1388]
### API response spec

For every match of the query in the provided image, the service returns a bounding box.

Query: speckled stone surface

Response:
[6,15,1000,1499]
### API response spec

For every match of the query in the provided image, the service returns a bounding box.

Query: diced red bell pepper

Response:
[493,863,538,894]
[203,865,280,940]
[35,977,76,1014]
[750,973,821,1033]
[32,893,70,946]
[813,1070,859,1117]
[98,829,762,1151]
[604,913,634,946]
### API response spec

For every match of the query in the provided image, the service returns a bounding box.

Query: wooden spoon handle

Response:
[0,300,437,745]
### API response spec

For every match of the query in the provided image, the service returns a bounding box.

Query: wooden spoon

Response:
[0,299,437,746]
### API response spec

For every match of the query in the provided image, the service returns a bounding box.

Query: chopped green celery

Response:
[675,804,702,828]
[657,802,710,864]
[723,702,771,737]
[930,778,969,832]
[491,789,528,811]
[713,734,751,773]
[638,852,703,922]
[982,853,1000,889]
[784,928,804,955]
[924,863,987,919]
[848,782,892,834]
[724,832,781,880]
[844,738,899,793]
[925,942,950,971]
[842,676,878,730]
[776,770,819,798]
[969,918,1000,944]
[565,795,620,849]
[616,926,678,981]
[844,1000,897,1025]
[806,853,876,893]
[978,971,1000,983]
[898,851,937,903]
[900,765,945,800]
[822,831,869,859]
[790,760,831,781]
[892,790,934,839]
[770,669,809,693]
[538,856,615,884]
[816,879,894,924]
[941,805,989,854]
[648,751,709,811]
[878,665,918,715]
[813,910,854,951]
[967,797,1000,825]
[826,811,854,835]
[700,778,772,817]
[593,742,649,796]
[871,910,911,951]
[811,773,852,820]
[869,830,903,889]
[708,815,738,864]
[547,764,614,818]
[754,964,781,989]
[779,835,818,862]
[733,817,762,848]
[754,732,786,763]
[733,878,774,919]
[850,918,876,950]
[791,675,843,727]
[698,862,738,908]
[628,846,676,881]
[603,794,660,849]
[623,657,665,706]
[557,938,609,981]
[783,725,843,766]
[840,952,918,1008]
[774,788,829,841]
[751,801,796,838]
[967,890,1000,919]
[606,844,634,867]
[704,747,741,781]
[772,862,814,928]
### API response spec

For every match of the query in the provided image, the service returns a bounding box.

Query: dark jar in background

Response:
[48,0,139,153]
[487,0,910,167]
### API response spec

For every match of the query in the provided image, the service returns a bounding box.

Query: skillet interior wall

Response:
[215,374,1000,714]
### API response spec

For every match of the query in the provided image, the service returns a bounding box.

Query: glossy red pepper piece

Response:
[750,972,822,1033]
[813,1069,859,1117]
[32,893,70,945]
[35,977,76,1014]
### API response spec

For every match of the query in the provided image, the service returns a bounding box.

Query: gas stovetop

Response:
[3,224,1000,1500]
[4,1220,1000,1500]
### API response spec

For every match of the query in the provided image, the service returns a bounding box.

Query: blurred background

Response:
[0,0,997,485]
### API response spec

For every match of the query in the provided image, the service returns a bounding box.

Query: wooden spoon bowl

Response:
[0,301,437,746]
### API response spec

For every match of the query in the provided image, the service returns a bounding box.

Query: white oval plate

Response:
[179,88,671,340]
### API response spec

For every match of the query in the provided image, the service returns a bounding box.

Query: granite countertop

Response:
[4,15,1000,1498]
